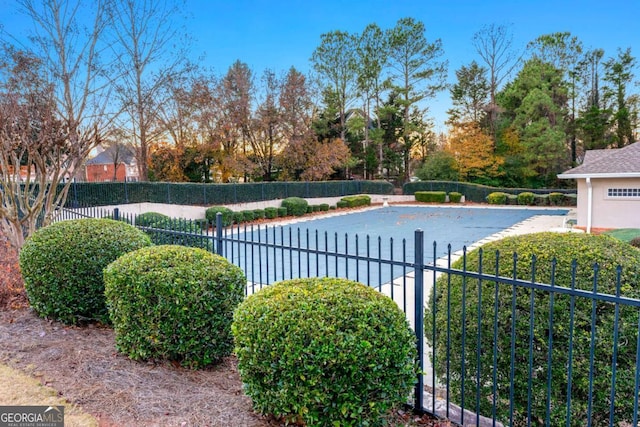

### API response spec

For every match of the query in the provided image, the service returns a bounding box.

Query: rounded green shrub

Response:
[517,191,535,205]
[104,245,246,369]
[252,209,265,219]
[205,206,234,226]
[486,191,508,204]
[448,192,463,203]
[281,197,308,216]
[276,207,288,217]
[549,192,565,206]
[336,200,349,208]
[426,232,640,425]
[533,193,549,205]
[319,203,330,211]
[232,211,245,224]
[241,210,255,222]
[136,211,170,227]
[264,207,278,219]
[143,218,211,251]
[19,219,152,325]
[306,205,313,214]
[233,277,417,426]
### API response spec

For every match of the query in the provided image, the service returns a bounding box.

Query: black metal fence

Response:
[53,206,640,426]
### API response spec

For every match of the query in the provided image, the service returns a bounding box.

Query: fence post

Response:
[414,228,425,411]
[113,208,120,221]
[215,212,223,256]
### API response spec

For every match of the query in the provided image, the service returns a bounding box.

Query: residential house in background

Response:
[85,144,138,182]
[558,141,640,232]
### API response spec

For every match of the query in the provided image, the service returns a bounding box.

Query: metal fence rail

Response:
[53,206,640,426]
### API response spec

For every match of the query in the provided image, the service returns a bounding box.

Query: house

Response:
[85,145,138,182]
[558,142,640,232]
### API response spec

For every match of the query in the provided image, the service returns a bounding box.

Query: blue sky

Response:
[1,0,638,131]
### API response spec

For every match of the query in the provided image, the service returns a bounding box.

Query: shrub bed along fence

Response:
[59,180,394,207]
[404,181,576,204]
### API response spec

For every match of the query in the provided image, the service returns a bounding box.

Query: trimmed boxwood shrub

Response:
[232,211,244,224]
[486,191,508,204]
[104,245,246,369]
[448,192,463,203]
[336,200,349,208]
[549,192,565,206]
[534,193,549,206]
[264,207,278,219]
[415,191,446,203]
[281,197,308,216]
[142,217,211,251]
[232,277,417,426]
[276,207,288,217]
[205,206,234,226]
[319,203,330,211]
[306,205,313,214]
[339,194,371,207]
[517,191,535,205]
[19,219,152,325]
[241,210,255,222]
[135,211,170,227]
[426,232,640,425]
[252,209,265,219]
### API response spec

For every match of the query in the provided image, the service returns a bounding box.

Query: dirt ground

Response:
[0,223,447,427]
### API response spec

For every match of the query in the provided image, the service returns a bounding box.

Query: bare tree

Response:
[108,0,190,181]
[0,0,113,248]
[472,23,520,145]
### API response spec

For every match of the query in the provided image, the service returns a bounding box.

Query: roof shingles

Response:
[559,142,640,177]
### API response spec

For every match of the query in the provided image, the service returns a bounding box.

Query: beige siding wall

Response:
[576,178,640,229]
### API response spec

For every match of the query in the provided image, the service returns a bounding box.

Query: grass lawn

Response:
[603,228,640,242]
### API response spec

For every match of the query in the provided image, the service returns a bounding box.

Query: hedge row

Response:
[486,191,577,206]
[404,180,576,204]
[61,180,394,207]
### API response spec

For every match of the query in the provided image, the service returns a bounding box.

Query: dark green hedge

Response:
[404,181,576,204]
[62,180,394,207]
[415,191,446,203]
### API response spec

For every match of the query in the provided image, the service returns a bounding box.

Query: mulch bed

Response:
[0,225,450,426]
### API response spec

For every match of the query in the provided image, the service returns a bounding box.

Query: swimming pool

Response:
[223,205,569,288]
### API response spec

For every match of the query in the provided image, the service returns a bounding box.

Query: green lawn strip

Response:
[603,228,640,242]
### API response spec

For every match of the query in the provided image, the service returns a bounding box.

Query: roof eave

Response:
[558,172,640,179]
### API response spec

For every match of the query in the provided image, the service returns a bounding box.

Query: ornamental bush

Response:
[241,210,255,222]
[426,232,640,426]
[276,207,288,217]
[19,219,152,325]
[233,277,417,426]
[517,191,535,205]
[281,197,308,216]
[264,207,278,219]
[253,209,265,219]
[630,237,640,248]
[549,192,565,206]
[339,194,371,207]
[415,191,446,203]
[136,211,170,227]
[205,206,234,226]
[232,211,244,224]
[142,217,211,251]
[448,192,463,203]
[104,245,246,369]
[319,203,330,211]
[486,191,508,204]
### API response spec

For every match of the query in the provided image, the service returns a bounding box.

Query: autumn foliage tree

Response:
[446,122,503,184]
